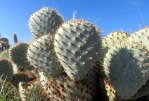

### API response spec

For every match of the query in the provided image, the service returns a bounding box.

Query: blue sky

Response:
[0,0,149,45]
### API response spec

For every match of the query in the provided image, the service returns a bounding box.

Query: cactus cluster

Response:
[0,6,149,101]
[26,7,101,101]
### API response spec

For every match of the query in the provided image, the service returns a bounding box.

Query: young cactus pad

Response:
[54,19,101,81]
[27,34,64,77]
[103,42,149,100]
[29,7,64,38]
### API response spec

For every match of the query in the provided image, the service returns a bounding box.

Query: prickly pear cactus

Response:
[0,59,14,81]
[103,42,149,100]
[128,27,149,50]
[29,7,64,38]
[9,42,34,71]
[54,19,101,81]
[99,31,129,62]
[1,5,148,101]
[27,34,64,77]
[39,70,97,101]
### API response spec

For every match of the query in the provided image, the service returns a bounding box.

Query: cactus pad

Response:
[9,42,34,70]
[27,34,64,77]
[54,19,101,81]
[103,42,149,99]
[29,7,63,38]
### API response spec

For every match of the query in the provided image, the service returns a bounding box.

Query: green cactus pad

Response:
[128,27,149,50]
[0,59,14,81]
[103,42,149,100]
[29,7,63,38]
[99,31,129,62]
[9,42,34,71]
[27,34,64,77]
[54,19,101,81]
[39,70,97,101]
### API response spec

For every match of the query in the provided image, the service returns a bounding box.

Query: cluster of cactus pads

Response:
[0,7,149,101]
